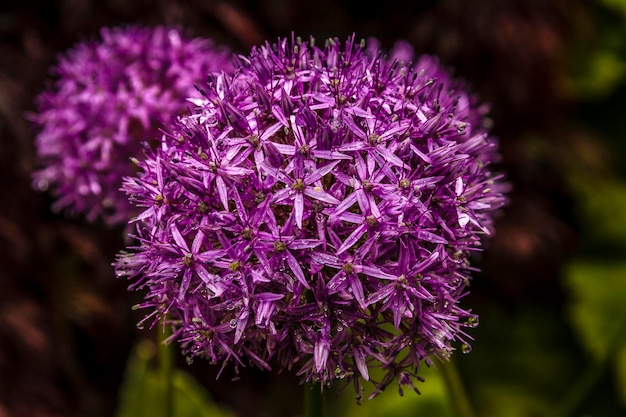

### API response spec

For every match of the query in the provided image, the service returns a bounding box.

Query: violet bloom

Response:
[31,25,234,225]
[116,35,507,399]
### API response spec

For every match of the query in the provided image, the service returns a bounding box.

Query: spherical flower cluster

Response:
[32,25,234,225]
[116,35,507,398]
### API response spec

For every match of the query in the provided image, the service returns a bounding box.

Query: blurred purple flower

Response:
[116,35,507,399]
[31,25,234,225]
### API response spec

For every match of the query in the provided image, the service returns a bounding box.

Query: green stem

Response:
[304,383,328,417]
[440,359,475,417]
[158,320,174,417]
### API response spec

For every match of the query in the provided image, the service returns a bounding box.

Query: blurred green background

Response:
[1,1,625,416]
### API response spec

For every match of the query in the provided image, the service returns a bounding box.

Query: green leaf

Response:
[564,260,626,412]
[564,261,626,359]
[116,340,235,417]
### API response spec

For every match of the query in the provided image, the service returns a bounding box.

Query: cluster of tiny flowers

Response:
[116,35,507,399]
[32,25,234,225]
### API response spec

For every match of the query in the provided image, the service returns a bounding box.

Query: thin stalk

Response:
[304,383,328,417]
[158,320,174,417]
[440,359,475,417]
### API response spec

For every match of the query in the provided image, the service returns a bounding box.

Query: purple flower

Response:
[31,25,234,225]
[116,35,507,399]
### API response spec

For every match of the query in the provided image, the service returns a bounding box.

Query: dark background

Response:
[2,1,626,416]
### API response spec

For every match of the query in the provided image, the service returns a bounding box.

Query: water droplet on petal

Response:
[461,343,472,354]
[186,356,194,365]
[36,179,49,191]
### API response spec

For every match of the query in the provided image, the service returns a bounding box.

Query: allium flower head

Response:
[116,35,507,399]
[32,25,234,225]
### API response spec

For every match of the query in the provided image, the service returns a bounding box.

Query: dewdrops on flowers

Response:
[31,25,234,225]
[116,35,507,400]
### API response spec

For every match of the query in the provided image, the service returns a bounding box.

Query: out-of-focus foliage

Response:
[562,0,626,100]
[116,341,235,417]
[571,178,626,252]
[601,0,626,16]
[566,261,626,361]
[558,0,626,415]
[333,365,454,417]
